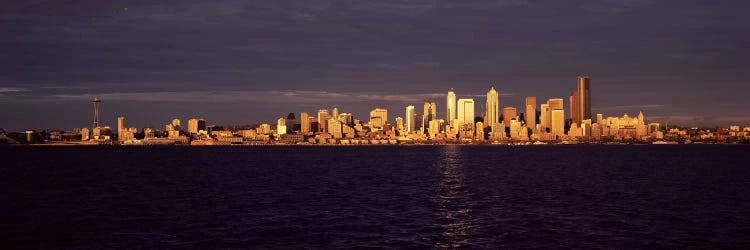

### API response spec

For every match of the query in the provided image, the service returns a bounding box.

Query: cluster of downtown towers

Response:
[292,76,591,140]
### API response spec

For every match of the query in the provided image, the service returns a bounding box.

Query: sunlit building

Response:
[446,88,456,130]
[277,118,287,135]
[328,118,342,139]
[540,103,550,132]
[405,105,416,134]
[300,112,310,133]
[502,107,517,127]
[188,118,206,134]
[485,87,499,127]
[457,99,475,139]
[422,101,437,135]
[317,109,329,133]
[370,108,388,130]
[475,121,484,141]
[525,97,537,132]
[395,117,404,132]
[577,76,592,122]
[551,109,565,138]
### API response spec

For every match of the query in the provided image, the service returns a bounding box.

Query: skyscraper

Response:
[577,76,591,122]
[277,118,287,135]
[446,88,456,127]
[300,112,310,133]
[117,116,125,142]
[502,107,517,127]
[485,87,499,127]
[540,103,551,131]
[551,109,565,138]
[456,98,474,139]
[317,109,329,133]
[548,98,565,137]
[525,97,537,131]
[332,107,340,119]
[570,90,580,124]
[548,98,563,110]
[369,108,388,129]
[405,105,416,133]
[422,101,436,134]
[188,118,206,134]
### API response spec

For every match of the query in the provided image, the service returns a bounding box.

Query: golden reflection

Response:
[437,145,473,248]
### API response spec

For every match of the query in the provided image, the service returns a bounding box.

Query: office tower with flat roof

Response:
[457,98,475,139]
[405,105,416,133]
[300,112,310,133]
[551,109,565,138]
[188,118,206,134]
[525,97,537,131]
[422,101,437,135]
[548,98,563,110]
[370,108,388,129]
[502,107,517,128]
[577,76,591,122]
[277,118,287,135]
[457,99,475,127]
[540,103,551,131]
[446,88,456,127]
[485,87,499,127]
[570,90,580,124]
[317,109,329,133]
[395,117,404,132]
[117,116,126,142]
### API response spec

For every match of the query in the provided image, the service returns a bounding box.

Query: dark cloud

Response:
[1,0,749,130]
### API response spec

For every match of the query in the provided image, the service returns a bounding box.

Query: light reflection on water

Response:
[437,145,474,248]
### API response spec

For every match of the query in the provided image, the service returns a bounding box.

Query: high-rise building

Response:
[277,118,287,135]
[369,108,388,129]
[457,99,475,127]
[525,97,537,131]
[117,116,126,142]
[577,76,591,122]
[80,127,90,141]
[548,98,565,137]
[540,103,551,131]
[338,113,353,126]
[475,121,484,141]
[405,105,416,133]
[570,90,580,124]
[422,101,437,134]
[317,109,329,133]
[502,107,517,128]
[548,98,563,110]
[457,98,475,139]
[551,109,565,138]
[332,107,340,119]
[395,117,404,132]
[485,87,499,127]
[188,118,206,134]
[328,118,342,138]
[446,88,456,127]
[300,112,310,133]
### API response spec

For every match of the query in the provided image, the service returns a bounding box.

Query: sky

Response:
[1,0,749,131]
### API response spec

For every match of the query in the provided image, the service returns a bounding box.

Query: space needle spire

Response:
[92,97,101,130]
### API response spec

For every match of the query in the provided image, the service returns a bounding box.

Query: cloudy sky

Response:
[1,0,749,131]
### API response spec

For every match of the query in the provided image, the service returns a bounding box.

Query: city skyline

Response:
[2,1,750,130]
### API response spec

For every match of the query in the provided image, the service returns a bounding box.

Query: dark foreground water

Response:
[1,145,749,248]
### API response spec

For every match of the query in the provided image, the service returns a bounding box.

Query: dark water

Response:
[1,145,749,248]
